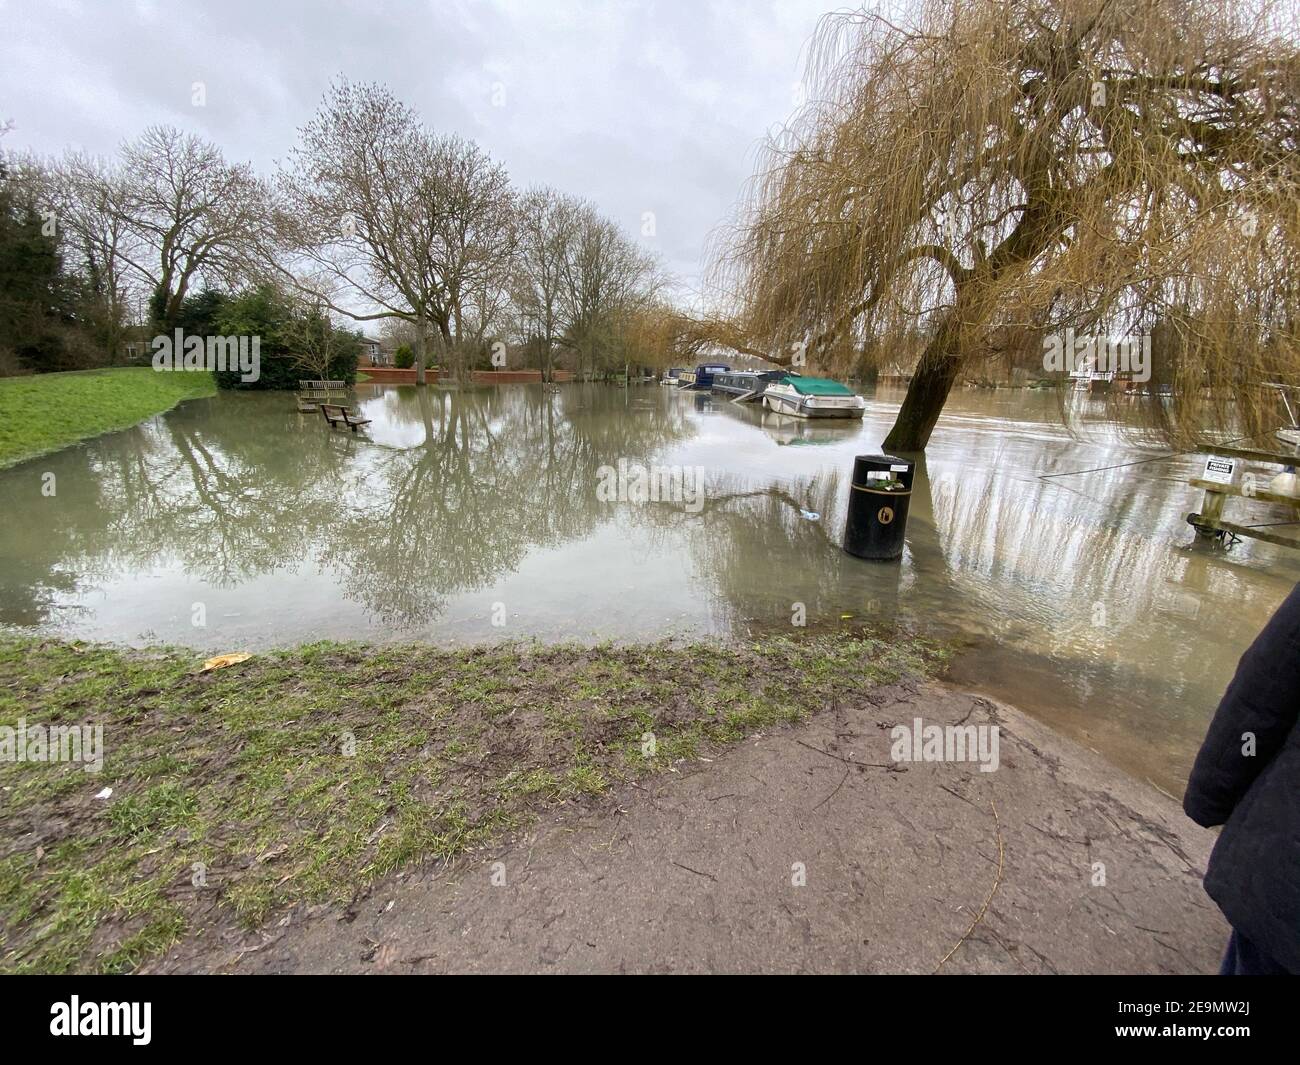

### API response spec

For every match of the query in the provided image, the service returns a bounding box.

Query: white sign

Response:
[1203,456,1236,485]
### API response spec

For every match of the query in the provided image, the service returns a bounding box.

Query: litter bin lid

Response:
[853,454,913,479]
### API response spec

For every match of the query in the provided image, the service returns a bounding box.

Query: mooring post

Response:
[1199,485,1226,528]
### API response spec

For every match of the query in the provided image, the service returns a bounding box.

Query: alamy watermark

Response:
[152,329,261,382]
[596,459,707,513]
[890,717,999,772]
[50,996,150,1045]
[1,718,103,772]
[1043,328,1151,383]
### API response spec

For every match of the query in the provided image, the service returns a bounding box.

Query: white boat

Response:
[1268,383,1300,448]
[763,376,866,419]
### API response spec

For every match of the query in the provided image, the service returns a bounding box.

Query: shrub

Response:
[210,286,359,390]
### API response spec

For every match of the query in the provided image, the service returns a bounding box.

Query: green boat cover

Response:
[781,375,856,396]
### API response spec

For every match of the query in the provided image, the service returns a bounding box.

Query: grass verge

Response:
[0,631,942,973]
[0,367,217,468]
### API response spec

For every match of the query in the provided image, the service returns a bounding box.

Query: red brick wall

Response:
[357,368,576,385]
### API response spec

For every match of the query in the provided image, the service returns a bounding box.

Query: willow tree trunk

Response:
[880,189,1062,451]
[882,315,963,452]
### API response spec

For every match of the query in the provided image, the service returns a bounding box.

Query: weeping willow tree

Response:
[719,0,1300,449]
[619,304,775,369]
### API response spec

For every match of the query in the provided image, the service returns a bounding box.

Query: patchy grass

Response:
[0,367,216,468]
[0,631,943,973]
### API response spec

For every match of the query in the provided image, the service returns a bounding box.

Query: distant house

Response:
[123,324,159,364]
[357,335,391,366]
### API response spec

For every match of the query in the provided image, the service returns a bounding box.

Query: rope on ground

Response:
[932,797,1004,974]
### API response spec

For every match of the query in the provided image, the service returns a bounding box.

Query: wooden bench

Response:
[297,379,348,412]
[319,403,371,433]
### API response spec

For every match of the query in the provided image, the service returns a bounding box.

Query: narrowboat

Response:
[711,369,792,397]
[763,375,867,419]
[660,368,684,386]
[678,363,730,390]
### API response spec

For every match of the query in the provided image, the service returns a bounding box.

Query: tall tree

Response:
[559,203,661,378]
[430,135,516,380]
[49,152,133,359]
[513,187,582,382]
[724,0,1300,449]
[113,126,263,329]
[276,79,515,386]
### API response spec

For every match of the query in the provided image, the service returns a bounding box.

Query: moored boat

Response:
[711,369,791,396]
[763,375,866,419]
[661,368,684,386]
[678,363,730,390]
[1267,383,1300,449]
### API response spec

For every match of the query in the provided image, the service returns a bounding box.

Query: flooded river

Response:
[3,381,1298,791]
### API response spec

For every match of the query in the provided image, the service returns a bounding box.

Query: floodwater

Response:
[3,381,1299,792]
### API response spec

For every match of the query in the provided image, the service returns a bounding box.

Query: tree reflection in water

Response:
[0,385,694,629]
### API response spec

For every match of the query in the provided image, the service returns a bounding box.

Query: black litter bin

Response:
[843,453,914,560]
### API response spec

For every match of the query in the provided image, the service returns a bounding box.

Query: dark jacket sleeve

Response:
[1184,582,1300,827]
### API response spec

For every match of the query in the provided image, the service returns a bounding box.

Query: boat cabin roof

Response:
[782,375,855,396]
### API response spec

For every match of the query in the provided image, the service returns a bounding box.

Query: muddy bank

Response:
[0,631,936,972]
[150,679,1226,975]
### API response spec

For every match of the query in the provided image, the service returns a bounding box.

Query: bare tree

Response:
[721,0,1300,449]
[279,289,355,383]
[110,126,264,327]
[434,140,516,379]
[513,186,582,381]
[49,152,133,358]
[559,203,662,378]
[275,80,515,386]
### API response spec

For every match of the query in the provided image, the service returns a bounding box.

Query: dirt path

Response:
[149,679,1227,974]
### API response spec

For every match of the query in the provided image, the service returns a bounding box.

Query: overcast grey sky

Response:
[1,0,850,303]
